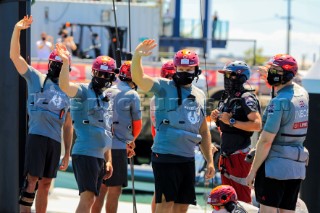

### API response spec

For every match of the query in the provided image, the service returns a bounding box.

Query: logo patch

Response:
[267,104,274,114]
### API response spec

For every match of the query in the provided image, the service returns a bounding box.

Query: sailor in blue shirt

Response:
[10,16,73,213]
[131,39,215,213]
[247,54,309,212]
[56,43,114,213]
[92,61,142,213]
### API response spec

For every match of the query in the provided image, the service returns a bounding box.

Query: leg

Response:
[76,191,95,213]
[260,204,278,213]
[91,184,108,213]
[172,203,189,213]
[155,194,174,213]
[279,209,295,213]
[35,177,53,213]
[151,192,156,213]
[105,186,122,213]
[19,174,39,213]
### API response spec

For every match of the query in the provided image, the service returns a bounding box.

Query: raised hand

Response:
[55,43,70,63]
[258,65,270,82]
[134,39,157,57]
[15,15,33,30]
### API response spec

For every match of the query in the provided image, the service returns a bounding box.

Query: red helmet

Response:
[48,49,71,64]
[119,61,132,81]
[268,54,298,76]
[92,56,116,73]
[161,61,175,78]
[207,185,237,206]
[173,49,199,67]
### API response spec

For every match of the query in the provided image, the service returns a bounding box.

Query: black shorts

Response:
[152,161,196,205]
[24,134,61,178]
[255,162,302,210]
[103,149,128,187]
[72,154,105,196]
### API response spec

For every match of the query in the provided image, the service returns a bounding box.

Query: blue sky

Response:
[181,0,320,65]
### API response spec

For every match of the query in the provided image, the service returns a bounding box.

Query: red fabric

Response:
[151,125,156,139]
[219,153,252,203]
[132,119,142,140]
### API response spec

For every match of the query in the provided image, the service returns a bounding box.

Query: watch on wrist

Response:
[229,118,236,127]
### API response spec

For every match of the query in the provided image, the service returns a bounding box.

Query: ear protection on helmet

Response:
[225,202,236,212]
[282,72,294,84]
[110,74,117,82]
[195,66,202,77]
[237,74,247,84]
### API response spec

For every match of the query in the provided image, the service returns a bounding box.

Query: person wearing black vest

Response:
[210,61,262,203]
[246,54,309,212]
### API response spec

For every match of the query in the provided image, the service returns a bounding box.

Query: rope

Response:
[129,157,137,213]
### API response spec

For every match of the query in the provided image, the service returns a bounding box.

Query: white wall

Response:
[31,0,160,59]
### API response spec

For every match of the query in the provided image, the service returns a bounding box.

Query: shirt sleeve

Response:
[73,83,85,101]
[149,78,162,95]
[241,93,260,115]
[263,98,283,134]
[21,66,42,85]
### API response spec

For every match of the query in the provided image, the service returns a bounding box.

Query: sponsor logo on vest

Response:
[293,121,308,129]
[295,109,308,119]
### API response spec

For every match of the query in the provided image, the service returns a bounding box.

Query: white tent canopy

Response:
[302,59,320,94]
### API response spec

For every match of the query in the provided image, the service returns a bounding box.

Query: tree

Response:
[244,47,268,66]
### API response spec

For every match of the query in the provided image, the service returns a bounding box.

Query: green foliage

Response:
[244,47,268,66]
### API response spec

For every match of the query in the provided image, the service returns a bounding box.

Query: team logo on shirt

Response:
[187,111,200,124]
[267,104,274,114]
[245,96,256,109]
[50,94,63,108]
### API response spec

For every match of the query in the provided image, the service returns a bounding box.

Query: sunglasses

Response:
[93,70,115,79]
[268,66,284,75]
[49,61,62,70]
[224,71,237,79]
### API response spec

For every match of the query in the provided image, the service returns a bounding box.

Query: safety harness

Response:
[218,148,250,187]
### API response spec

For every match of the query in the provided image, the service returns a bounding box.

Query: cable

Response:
[199,0,209,100]
[125,2,136,212]
[128,0,132,55]
[112,0,122,70]
[199,2,212,212]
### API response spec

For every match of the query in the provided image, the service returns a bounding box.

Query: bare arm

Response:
[246,130,276,187]
[199,119,215,179]
[103,149,113,179]
[56,43,79,97]
[10,16,33,75]
[218,111,262,132]
[232,111,261,131]
[59,112,73,171]
[63,112,73,157]
[131,39,157,92]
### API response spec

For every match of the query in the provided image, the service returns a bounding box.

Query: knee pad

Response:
[19,178,38,207]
